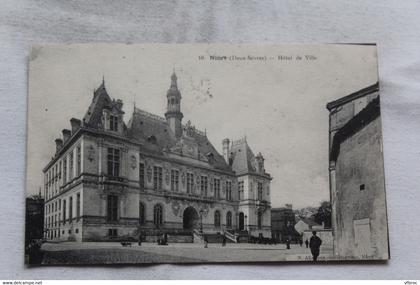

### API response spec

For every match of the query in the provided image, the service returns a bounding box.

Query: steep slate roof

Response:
[230,138,259,175]
[127,107,231,171]
[83,80,125,129]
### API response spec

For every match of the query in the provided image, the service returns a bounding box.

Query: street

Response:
[40,242,333,264]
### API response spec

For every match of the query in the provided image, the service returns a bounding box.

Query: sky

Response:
[26,44,378,209]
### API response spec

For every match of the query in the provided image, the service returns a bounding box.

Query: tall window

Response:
[63,158,67,184]
[214,178,220,199]
[139,163,145,189]
[139,202,145,225]
[69,151,74,179]
[76,193,80,221]
[153,166,163,190]
[238,181,244,200]
[110,115,118,131]
[107,195,118,222]
[201,176,208,197]
[107,148,120,177]
[170,170,179,191]
[69,196,73,223]
[226,211,232,228]
[226,181,232,201]
[257,212,262,229]
[186,173,194,194]
[214,210,221,227]
[76,145,81,176]
[257,182,263,201]
[63,199,66,224]
[153,204,163,227]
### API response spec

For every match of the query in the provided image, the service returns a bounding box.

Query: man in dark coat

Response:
[309,231,322,261]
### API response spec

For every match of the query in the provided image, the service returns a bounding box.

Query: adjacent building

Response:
[42,72,272,242]
[271,204,296,242]
[327,82,389,259]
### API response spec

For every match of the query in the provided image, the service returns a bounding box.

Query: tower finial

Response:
[171,70,177,88]
[102,75,105,85]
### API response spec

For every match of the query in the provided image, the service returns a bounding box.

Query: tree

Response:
[314,201,332,229]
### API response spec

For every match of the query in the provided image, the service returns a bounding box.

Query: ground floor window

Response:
[214,210,221,227]
[257,212,263,229]
[154,204,163,227]
[139,202,145,225]
[108,228,118,237]
[107,195,118,222]
[226,211,232,228]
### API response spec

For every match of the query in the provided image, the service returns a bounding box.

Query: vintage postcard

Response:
[25,44,389,264]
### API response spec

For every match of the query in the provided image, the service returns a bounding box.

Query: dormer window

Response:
[110,115,118,131]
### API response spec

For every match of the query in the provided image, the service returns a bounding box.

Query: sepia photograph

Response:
[25,44,389,264]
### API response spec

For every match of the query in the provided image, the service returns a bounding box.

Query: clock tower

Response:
[165,71,184,138]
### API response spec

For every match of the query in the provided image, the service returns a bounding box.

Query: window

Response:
[69,196,73,223]
[139,163,145,189]
[63,157,67,184]
[107,148,120,177]
[108,229,118,237]
[258,182,263,201]
[110,115,118,131]
[214,210,221,227]
[257,212,262,229]
[76,193,80,221]
[76,145,81,176]
[153,166,163,190]
[201,176,208,196]
[214,178,220,199]
[238,181,244,200]
[226,181,232,201]
[186,173,194,194]
[226,211,232,228]
[63,199,66,224]
[139,202,145,225]
[153,204,163,227]
[69,151,74,179]
[171,170,179,191]
[107,195,118,222]
[360,184,365,191]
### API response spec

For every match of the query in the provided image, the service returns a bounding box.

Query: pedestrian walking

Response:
[309,231,322,261]
[138,233,142,246]
[305,239,309,248]
[299,239,303,247]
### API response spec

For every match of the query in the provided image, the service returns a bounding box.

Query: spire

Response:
[171,70,178,88]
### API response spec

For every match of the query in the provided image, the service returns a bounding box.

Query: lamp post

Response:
[199,209,204,233]
[245,215,248,232]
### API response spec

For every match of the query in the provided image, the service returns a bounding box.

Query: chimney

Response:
[255,152,265,173]
[55,138,63,152]
[222,138,230,163]
[62,129,71,142]
[70,118,81,134]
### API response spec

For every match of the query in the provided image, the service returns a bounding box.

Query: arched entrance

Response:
[239,212,245,231]
[183,207,199,230]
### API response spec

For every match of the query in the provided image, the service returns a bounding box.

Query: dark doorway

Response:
[239,212,245,231]
[183,207,199,230]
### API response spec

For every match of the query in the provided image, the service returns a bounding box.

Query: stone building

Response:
[42,72,272,242]
[327,82,389,259]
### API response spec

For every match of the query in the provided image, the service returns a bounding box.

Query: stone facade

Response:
[43,73,272,242]
[327,82,389,259]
